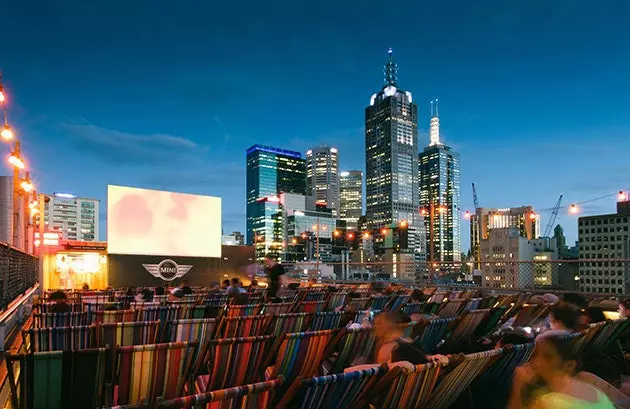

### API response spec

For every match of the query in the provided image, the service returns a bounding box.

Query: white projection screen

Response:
[107,185,221,258]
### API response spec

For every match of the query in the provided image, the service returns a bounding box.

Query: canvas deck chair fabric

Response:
[512,304,550,328]
[437,299,467,318]
[447,309,491,348]
[129,302,161,309]
[217,314,271,338]
[306,311,347,331]
[94,309,136,324]
[165,318,217,375]
[326,292,347,311]
[583,319,630,356]
[302,291,327,302]
[159,379,282,409]
[84,302,124,323]
[470,343,534,409]
[401,302,426,316]
[370,295,391,311]
[225,303,262,318]
[23,325,95,352]
[397,321,418,339]
[346,297,371,311]
[295,300,328,314]
[276,367,384,409]
[416,317,456,353]
[136,306,184,323]
[387,295,410,312]
[463,298,483,312]
[265,329,336,382]
[34,302,81,313]
[321,327,377,375]
[114,342,197,406]
[424,348,504,409]
[262,302,294,315]
[363,362,444,409]
[197,335,276,393]
[184,305,207,319]
[266,313,310,337]
[474,306,508,338]
[97,320,160,348]
[33,311,88,328]
[204,294,229,307]
[7,347,108,409]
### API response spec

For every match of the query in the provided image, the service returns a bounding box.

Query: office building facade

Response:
[339,170,363,230]
[480,227,534,289]
[246,145,306,258]
[578,199,630,294]
[306,146,340,217]
[365,49,419,227]
[419,102,461,262]
[44,193,99,241]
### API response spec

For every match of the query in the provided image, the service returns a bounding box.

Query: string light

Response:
[619,191,628,202]
[569,204,579,215]
[464,210,471,219]
[1,125,13,140]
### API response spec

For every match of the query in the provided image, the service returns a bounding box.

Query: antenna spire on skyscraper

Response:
[429,98,441,146]
[384,48,398,86]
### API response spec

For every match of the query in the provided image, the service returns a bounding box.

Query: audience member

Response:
[537,303,580,342]
[154,286,165,296]
[135,288,153,303]
[169,288,184,301]
[618,298,630,319]
[584,307,606,325]
[227,277,247,297]
[221,279,231,290]
[82,283,90,290]
[410,289,428,303]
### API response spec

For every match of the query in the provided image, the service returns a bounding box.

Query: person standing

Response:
[265,254,286,300]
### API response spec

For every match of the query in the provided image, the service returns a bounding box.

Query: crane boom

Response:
[472,183,479,211]
[543,195,563,237]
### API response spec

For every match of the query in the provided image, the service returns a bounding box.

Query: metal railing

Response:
[0,242,38,310]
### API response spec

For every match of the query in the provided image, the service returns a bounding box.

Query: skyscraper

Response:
[246,145,306,257]
[306,146,340,217]
[365,49,419,227]
[339,170,363,230]
[419,101,461,262]
[43,193,100,241]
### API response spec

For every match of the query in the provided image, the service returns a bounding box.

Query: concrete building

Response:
[480,227,534,289]
[471,206,540,264]
[0,176,14,244]
[529,237,559,287]
[306,146,340,217]
[221,232,244,246]
[419,101,461,262]
[43,193,99,241]
[365,49,419,228]
[339,170,363,230]
[578,199,630,294]
[246,145,306,259]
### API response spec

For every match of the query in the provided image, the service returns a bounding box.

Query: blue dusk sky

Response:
[1,0,629,250]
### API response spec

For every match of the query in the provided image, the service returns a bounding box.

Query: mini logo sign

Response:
[142,259,192,281]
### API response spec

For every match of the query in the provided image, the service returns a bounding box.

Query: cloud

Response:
[142,164,245,190]
[60,120,200,165]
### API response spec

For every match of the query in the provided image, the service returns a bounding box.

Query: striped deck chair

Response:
[184,305,207,319]
[159,379,282,409]
[262,302,294,315]
[437,299,466,318]
[225,303,262,318]
[217,314,272,338]
[361,362,444,409]
[401,302,426,316]
[303,291,326,302]
[103,402,149,409]
[247,294,263,304]
[129,302,161,309]
[295,300,327,314]
[370,295,391,311]
[196,335,276,392]
[463,298,482,312]
[6,347,108,409]
[23,325,95,352]
[114,342,197,406]
[326,292,347,311]
[83,301,123,323]
[471,344,535,409]
[33,312,88,328]
[165,318,217,375]
[265,329,336,382]
[169,301,198,318]
[277,289,296,300]
[266,313,310,337]
[136,305,184,323]
[425,348,504,409]
[428,291,448,303]
[447,309,491,349]
[387,295,410,312]
[416,317,456,353]
[347,297,371,311]
[154,295,169,305]
[276,367,384,409]
[512,304,550,328]
[97,320,160,347]
[35,302,82,313]
[474,306,508,338]
[306,311,346,331]
[397,321,418,339]
[94,309,136,324]
[321,327,376,374]
[583,319,630,356]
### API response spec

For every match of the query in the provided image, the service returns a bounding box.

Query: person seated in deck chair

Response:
[49,290,72,313]
[536,303,580,342]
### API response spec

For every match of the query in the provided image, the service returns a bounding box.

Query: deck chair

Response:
[474,306,508,338]
[33,312,88,328]
[94,309,136,324]
[159,379,283,409]
[444,309,491,352]
[512,304,550,328]
[347,297,371,311]
[262,302,294,315]
[276,367,384,409]
[266,313,310,337]
[295,300,328,314]
[165,318,217,376]
[387,295,410,312]
[83,301,124,323]
[97,320,160,347]
[136,306,184,324]
[370,295,391,311]
[265,329,336,383]
[437,299,467,318]
[424,348,504,409]
[463,298,483,312]
[23,324,95,352]
[401,302,426,316]
[129,302,161,309]
[416,317,456,353]
[306,311,347,331]
[34,302,81,313]
[216,314,272,338]
[196,335,276,392]
[204,294,229,307]
[326,292,348,311]
[303,291,327,302]
[321,327,377,375]
[113,342,197,406]
[225,303,263,318]
[6,347,108,409]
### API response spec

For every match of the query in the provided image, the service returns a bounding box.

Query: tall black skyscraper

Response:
[365,49,419,227]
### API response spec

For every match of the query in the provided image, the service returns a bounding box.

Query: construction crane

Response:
[543,195,563,237]
[472,183,479,211]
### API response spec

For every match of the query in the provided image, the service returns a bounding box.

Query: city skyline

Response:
[2,2,630,250]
